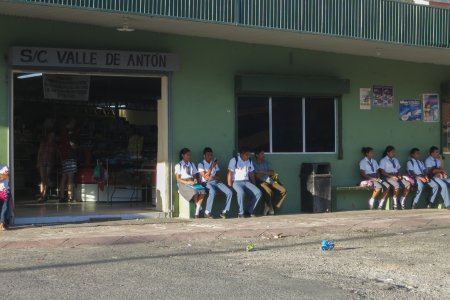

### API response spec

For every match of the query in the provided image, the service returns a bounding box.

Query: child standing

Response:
[359,147,390,209]
[36,131,57,202]
[58,119,78,203]
[0,165,10,231]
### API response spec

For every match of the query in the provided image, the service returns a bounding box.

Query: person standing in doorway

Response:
[253,148,287,215]
[175,148,206,218]
[227,147,262,218]
[425,146,450,209]
[359,147,390,210]
[407,148,439,209]
[36,131,57,203]
[0,165,11,231]
[379,145,411,210]
[58,119,78,203]
[198,147,233,219]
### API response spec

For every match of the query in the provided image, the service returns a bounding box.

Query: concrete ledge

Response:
[178,192,194,219]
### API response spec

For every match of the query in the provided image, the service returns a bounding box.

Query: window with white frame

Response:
[237,96,337,153]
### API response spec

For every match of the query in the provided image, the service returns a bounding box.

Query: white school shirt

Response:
[0,179,9,193]
[425,156,441,170]
[228,156,254,181]
[359,157,379,175]
[198,160,220,182]
[174,160,198,180]
[407,159,426,176]
[379,156,401,174]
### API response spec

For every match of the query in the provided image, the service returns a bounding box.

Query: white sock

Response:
[195,204,202,215]
[379,199,385,208]
[400,197,406,206]
[369,198,375,206]
[393,197,398,207]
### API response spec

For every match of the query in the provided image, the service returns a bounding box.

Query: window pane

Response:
[272,97,303,152]
[305,98,335,152]
[237,97,270,151]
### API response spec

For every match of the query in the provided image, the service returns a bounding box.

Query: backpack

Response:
[178,161,195,175]
[234,155,252,169]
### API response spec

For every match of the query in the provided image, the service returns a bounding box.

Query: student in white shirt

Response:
[198,147,233,219]
[359,147,390,210]
[227,146,262,218]
[379,145,411,209]
[407,148,439,209]
[174,148,206,218]
[424,146,450,209]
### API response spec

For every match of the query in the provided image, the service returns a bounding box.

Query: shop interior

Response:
[13,72,160,218]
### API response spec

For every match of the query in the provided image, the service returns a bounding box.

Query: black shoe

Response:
[412,203,418,209]
[194,214,200,219]
[204,213,214,219]
[59,198,68,203]
[427,202,435,209]
[219,213,227,219]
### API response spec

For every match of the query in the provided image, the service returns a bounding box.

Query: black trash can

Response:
[300,163,332,213]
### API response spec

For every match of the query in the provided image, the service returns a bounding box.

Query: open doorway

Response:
[12,72,164,221]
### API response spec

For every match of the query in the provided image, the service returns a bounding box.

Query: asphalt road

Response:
[1,223,449,299]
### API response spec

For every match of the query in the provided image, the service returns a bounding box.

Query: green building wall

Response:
[0,15,449,216]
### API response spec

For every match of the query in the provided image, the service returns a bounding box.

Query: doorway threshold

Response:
[14,211,166,225]
[12,201,166,225]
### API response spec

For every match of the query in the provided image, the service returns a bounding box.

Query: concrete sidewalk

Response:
[0,210,449,249]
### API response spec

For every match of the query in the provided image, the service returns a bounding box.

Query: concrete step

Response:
[14,211,166,225]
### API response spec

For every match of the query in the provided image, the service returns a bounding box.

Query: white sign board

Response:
[43,75,90,101]
[9,47,180,72]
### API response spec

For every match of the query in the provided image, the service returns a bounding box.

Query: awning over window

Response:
[235,74,350,96]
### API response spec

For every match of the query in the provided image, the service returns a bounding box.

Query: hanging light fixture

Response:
[116,17,135,32]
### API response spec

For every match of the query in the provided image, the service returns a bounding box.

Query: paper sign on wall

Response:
[359,88,372,110]
[43,75,90,101]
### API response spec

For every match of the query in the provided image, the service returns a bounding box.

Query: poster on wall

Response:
[359,88,372,110]
[372,85,383,107]
[372,85,394,108]
[423,94,440,122]
[382,86,394,107]
[446,122,450,154]
[442,103,450,154]
[399,99,422,121]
